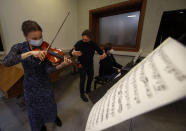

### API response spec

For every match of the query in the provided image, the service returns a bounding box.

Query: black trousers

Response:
[79,66,94,95]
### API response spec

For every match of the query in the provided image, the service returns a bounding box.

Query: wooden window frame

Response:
[89,0,147,52]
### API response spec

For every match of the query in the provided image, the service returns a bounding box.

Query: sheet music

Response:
[85,38,186,131]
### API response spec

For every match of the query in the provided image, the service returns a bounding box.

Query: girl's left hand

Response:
[56,56,72,70]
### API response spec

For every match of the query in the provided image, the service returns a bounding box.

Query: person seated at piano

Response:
[2,20,72,131]
[99,43,123,80]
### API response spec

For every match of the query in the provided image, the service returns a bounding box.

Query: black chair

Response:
[93,56,144,91]
[94,69,128,90]
[94,76,108,90]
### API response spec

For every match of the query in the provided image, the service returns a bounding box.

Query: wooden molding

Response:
[89,0,147,52]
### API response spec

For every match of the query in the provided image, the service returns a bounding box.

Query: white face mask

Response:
[30,38,43,47]
[109,49,114,54]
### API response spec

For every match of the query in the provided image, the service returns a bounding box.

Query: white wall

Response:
[77,0,127,42]
[0,0,186,75]
[77,0,186,56]
[1,0,186,55]
[0,0,78,53]
[77,0,186,75]
[141,0,186,56]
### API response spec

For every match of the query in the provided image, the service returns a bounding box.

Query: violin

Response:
[33,41,82,68]
[33,12,82,68]
[33,41,64,65]
[33,12,69,65]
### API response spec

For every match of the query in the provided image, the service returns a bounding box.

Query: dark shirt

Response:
[99,54,122,76]
[70,40,103,67]
[2,42,57,131]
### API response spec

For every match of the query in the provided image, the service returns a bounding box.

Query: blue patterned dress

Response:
[3,41,57,131]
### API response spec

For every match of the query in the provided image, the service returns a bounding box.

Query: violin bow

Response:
[46,11,70,51]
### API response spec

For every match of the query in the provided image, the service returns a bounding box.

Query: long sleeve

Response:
[2,44,22,67]
[44,59,57,74]
[94,42,103,55]
[69,48,74,57]
[69,41,79,56]
[99,60,108,76]
[111,55,122,69]
[99,58,116,76]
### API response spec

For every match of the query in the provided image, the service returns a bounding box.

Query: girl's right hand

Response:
[31,51,47,61]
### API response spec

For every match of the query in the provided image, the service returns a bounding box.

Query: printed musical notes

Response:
[85,38,186,131]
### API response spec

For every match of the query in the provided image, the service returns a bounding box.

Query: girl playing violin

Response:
[2,20,72,131]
